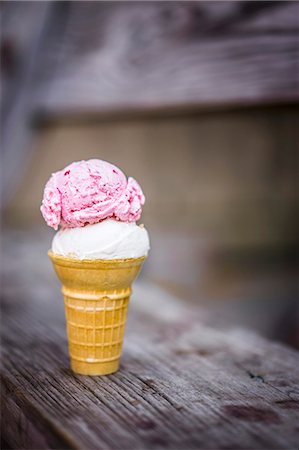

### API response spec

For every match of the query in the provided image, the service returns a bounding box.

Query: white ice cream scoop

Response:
[52,218,150,260]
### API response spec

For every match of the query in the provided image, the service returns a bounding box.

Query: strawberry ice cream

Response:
[41,159,150,260]
[41,159,145,230]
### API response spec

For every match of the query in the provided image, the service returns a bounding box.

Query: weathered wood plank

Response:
[1,231,299,449]
[31,1,299,117]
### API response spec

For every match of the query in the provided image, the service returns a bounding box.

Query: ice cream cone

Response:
[48,251,145,376]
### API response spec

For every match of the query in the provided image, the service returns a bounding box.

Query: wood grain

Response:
[1,231,299,449]
[32,1,299,118]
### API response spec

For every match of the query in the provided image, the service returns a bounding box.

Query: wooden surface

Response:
[1,1,298,211]
[2,1,299,122]
[1,231,299,450]
[31,1,299,118]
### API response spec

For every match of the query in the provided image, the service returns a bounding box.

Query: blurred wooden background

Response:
[5,105,298,249]
[1,1,298,346]
[2,1,298,243]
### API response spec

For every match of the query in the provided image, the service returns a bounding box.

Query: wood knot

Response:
[223,405,281,424]
[246,371,265,382]
[275,399,299,410]
[141,378,156,390]
[136,418,156,430]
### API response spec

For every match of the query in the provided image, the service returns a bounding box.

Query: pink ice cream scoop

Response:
[40,159,145,230]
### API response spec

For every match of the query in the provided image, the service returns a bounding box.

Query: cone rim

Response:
[48,250,146,268]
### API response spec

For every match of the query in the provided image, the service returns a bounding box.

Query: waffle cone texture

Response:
[48,251,145,376]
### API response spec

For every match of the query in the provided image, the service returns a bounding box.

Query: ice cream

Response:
[41,159,150,259]
[42,159,149,376]
[41,159,145,229]
[52,219,149,260]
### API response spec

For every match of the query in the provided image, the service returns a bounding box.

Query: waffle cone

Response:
[48,251,145,376]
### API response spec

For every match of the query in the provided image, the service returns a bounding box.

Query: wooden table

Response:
[1,232,299,449]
